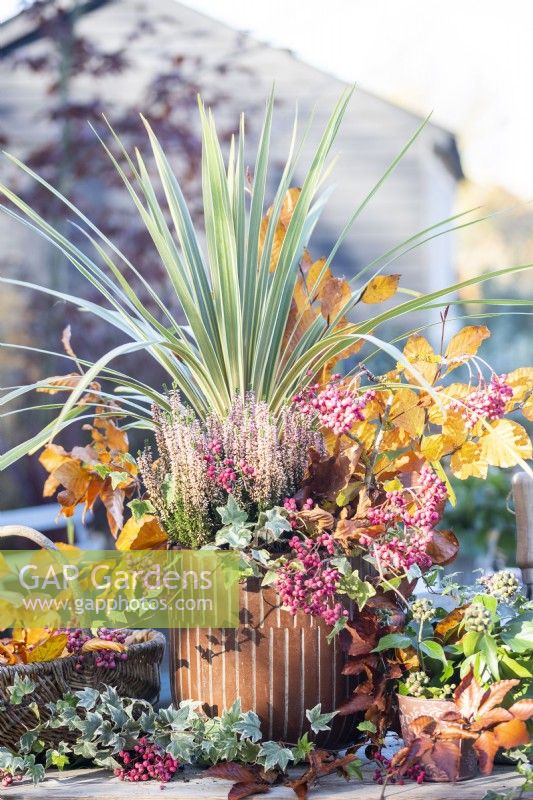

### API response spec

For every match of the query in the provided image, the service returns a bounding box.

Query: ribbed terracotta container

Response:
[170,579,357,747]
[397,694,478,781]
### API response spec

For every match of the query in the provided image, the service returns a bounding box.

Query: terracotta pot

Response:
[169,578,358,747]
[397,694,478,781]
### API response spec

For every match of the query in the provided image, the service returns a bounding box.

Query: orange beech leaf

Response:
[36,373,92,395]
[470,708,513,731]
[434,606,466,642]
[51,460,92,504]
[91,418,129,453]
[479,419,532,468]
[100,484,125,538]
[319,275,352,320]
[39,443,70,473]
[492,718,530,750]
[306,258,332,302]
[0,643,18,665]
[115,514,168,551]
[508,699,533,720]
[389,388,425,439]
[444,325,490,370]
[454,669,488,718]
[361,274,400,304]
[296,506,334,534]
[473,730,499,775]
[400,335,440,385]
[422,740,461,782]
[476,679,520,717]
[27,633,68,663]
[450,441,488,480]
[420,434,455,462]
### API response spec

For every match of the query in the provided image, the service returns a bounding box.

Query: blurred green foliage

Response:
[444,469,516,568]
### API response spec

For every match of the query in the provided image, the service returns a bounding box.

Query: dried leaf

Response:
[296,506,334,534]
[476,680,520,717]
[400,335,440,385]
[27,633,68,663]
[450,441,488,480]
[508,699,533,720]
[205,764,260,784]
[426,529,459,566]
[116,514,168,551]
[81,638,126,654]
[445,325,490,369]
[319,276,352,320]
[100,484,125,538]
[435,607,466,642]
[361,274,400,304]
[36,373,87,395]
[228,783,271,800]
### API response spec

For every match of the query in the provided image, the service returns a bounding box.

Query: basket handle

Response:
[0,525,58,550]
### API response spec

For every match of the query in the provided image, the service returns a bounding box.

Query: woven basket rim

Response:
[0,628,166,676]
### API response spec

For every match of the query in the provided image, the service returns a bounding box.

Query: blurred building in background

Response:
[0,0,463,512]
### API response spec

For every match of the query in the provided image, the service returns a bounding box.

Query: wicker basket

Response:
[0,525,165,750]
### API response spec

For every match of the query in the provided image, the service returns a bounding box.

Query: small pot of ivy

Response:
[374,568,533,778]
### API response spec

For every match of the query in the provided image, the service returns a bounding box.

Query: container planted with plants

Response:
[0,92,532,781]
[385,569,533,780]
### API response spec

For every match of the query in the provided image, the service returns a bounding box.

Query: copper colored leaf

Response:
[445,325,490,368]
[39,444,70,473]
[508,699,533,720]
[61,325,77,359]
[426,529,459,566]
[100,484,125,537]
[36,373,86,395]
[435,606,466,642]
[296,506,334,534]
[205,764,259,784]
[493,718,530,749]
[361,274,400,304]
[228,783,270,800]
[423,740,461,782]
[476,679,520,717]
[92,418,129,453]
[409,715,437,738]
[473,731,499,775]
[0,643,17,665]
[470,708,513,731]
[306,258,332,302]
[319,276,352,320]
[454,669,488,719]
[400,335,440,385]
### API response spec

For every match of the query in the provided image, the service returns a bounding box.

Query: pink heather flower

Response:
[275,533,347,625]
[139,392,324,539]
[450,373,513,429]
[293,379,376,436]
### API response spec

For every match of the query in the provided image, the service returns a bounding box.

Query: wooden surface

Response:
[5,765,531,799]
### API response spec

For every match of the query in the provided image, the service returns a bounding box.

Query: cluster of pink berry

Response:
[361,529,433,573]
[293,378,376,436]
[362,467,447,573]
[373,752,426,785]
[66,628,128,671]
[0,769,23,788]
[204,439,255,493]
[283,496,315,527]
[367,467,446,534]
[114,738,179,783]
[450,373,513,429]
[275,533,347,625]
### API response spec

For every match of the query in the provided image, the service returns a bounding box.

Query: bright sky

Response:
[2,0,531,198]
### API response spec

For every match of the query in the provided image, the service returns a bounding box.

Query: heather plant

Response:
[138,391,322,546]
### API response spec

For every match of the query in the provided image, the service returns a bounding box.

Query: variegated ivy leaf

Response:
[75,686,100,710]
[306,703,337,734]
[336,570,376,610]
[256,507,291,542]
[258,740,294,771]
[8,675,36,705]
[215,524,253,549]
[233,710,262,742]
[216,495,249,527]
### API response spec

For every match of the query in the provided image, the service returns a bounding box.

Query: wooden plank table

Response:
[5,765,531,799]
